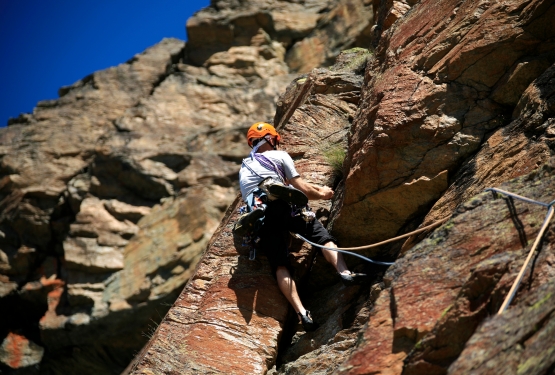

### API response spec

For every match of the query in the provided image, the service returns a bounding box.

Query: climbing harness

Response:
[237,138,314,260]
[236,189,268,260]
[253,153,286,182]
[242,138,286,185]
[236,188,314,260]
[486,188,555,314]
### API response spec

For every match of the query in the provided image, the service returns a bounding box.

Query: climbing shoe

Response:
[298,310,317,332]
[339,271,368,286]
[233,208,265,237]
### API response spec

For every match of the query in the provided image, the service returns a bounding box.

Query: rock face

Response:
[0,1,374,373]
[0,332,44,371]
[3,0,555,374]
[0,31,285,375]
[338,158,555,375]
[127,0,555,374]
[449,276,555,375]
[331,0,555,247]
[186,0,374,72]
[125,48,371,375]
[420,61,555,230]
[128,40,555,375]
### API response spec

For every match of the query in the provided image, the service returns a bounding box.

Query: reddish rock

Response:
[127,205,289,374]
[415,62,555,240]
[331,0,555,248]
[0,6,298,373]
[126,50,370,375]
[39,282,66,331]
[0,332,44,370]
[337,158,555,375]
[448,278,555,375]
[122,1,555,374]
[334,289,405,375]
[382,0,412,31]
[371,0,418,46]
[3,0,554,374]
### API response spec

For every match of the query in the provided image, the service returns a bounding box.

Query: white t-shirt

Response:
[239,150,300,201]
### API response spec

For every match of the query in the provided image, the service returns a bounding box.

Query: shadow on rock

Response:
[228,233,288,325]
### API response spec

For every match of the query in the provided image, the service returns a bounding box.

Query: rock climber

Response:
[234,122,366,331]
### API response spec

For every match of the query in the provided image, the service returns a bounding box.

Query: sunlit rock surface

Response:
[0,21,291,375]
[0,1,375,373]
[3,0,555,373]
[126,48,370,375]
[331,0,555,248]
[186,0,374,72]
[338,158,555,374]
[419,62,555,232]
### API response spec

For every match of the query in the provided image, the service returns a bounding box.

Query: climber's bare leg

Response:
[276,266,306,315]
[321,241,349,274]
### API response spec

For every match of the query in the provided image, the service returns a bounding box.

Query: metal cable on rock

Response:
[497,203,554,315]
[486,188,552,208]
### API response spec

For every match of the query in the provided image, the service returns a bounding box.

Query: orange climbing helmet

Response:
[246,122,281,147]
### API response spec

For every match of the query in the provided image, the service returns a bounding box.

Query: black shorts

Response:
[258,199,336,273]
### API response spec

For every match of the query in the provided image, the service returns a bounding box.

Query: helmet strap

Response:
[250,139,267,155]
[264,135,278,150]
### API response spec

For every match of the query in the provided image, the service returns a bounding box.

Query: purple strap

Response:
[253,153,286,182]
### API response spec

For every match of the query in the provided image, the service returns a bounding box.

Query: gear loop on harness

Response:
[236,188,269,260]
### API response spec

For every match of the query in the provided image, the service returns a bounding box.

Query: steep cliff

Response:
[127,0,555,374]
[2,0,555,374]
[125,48,371,375]
[331,0,555,248]
[0,1,374,374]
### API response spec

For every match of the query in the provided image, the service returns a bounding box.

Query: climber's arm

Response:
[289,176,334,200]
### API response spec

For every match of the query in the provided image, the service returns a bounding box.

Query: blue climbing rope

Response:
[293,233,395,266]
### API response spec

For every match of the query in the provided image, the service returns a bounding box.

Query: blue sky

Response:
[0,0,210,126]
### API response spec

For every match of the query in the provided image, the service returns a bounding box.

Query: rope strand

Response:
[292,219,447,265]
[293,233,395,266]
[303,219,447,252]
